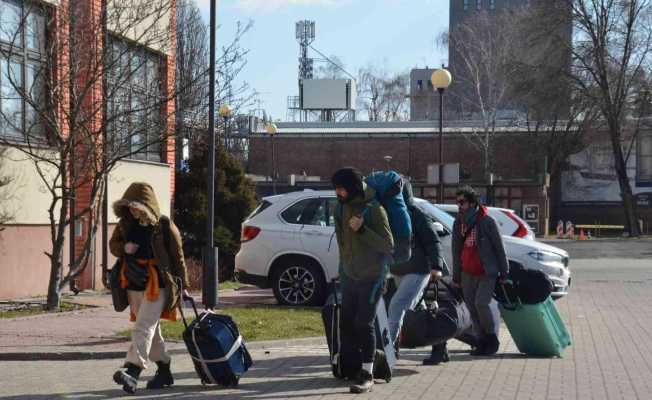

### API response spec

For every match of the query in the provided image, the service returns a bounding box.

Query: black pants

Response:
[341,278,382,364]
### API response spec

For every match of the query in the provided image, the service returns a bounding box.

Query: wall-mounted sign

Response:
[636,192,652,207]
[523,204,540,222]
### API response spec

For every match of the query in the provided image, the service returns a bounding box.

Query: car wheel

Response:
[272,259,326,306]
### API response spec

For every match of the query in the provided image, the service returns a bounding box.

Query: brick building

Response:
[248,121,652,236]
[0,0,177,299]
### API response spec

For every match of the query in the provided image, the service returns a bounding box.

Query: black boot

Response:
[423,343,449,365]
[470,336,488,356]
[113,363,142,394]
[483,334,500,355]
[350,369,374,394]
[146,361,174,390]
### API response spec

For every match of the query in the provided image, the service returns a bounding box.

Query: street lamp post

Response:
[219,104,232,151]
[431,67,452,204]
[204,0,218,309]
[266,123,278,195]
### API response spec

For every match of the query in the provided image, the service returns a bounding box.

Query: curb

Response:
[0,337,326,362]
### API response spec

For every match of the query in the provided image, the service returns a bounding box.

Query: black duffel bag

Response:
[400,280,472,349]
[494,264,553,305]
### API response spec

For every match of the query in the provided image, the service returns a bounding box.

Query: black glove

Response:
[124,255,148,287]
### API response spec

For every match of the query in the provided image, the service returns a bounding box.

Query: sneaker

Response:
[350,370,374,394]
[146,361,174,390]
[113,363,142,394]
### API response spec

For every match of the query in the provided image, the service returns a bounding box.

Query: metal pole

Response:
[101,0,109,290]
[438,88,444,204]
[204,0,218,309]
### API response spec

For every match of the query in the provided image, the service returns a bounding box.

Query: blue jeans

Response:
[388,273,431,343]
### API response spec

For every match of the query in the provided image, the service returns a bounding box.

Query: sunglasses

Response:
[456,199,467,206]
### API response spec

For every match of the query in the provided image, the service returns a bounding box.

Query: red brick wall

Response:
[249,133,543,183]
[166,0,177,213]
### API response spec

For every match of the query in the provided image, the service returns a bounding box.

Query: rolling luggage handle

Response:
[176,278,200,330]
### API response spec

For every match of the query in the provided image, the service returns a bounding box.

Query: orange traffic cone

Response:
[579,228,586,241]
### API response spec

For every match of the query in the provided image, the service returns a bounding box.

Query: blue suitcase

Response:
[179,296,253,386]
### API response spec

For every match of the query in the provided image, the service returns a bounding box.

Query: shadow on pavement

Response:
[0,354,418,400]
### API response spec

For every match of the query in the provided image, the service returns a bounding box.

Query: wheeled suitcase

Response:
[179,296,253,386]
[498,286,571,357]
[322,281,395,382]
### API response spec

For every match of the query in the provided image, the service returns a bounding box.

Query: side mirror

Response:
[433,222,449,236]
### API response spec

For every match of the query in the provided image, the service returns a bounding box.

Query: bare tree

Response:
[175,0,255,164]
[0,0,183,309]
[0,147,16,231]
[314,55,347,79]
[357,65,409,122]
[444,9,524,178]
[560,0,652,236]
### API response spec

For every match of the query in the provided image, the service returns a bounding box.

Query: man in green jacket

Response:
[332,167,394,394]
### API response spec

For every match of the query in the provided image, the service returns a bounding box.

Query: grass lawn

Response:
[118,306,323,342]
[0,301,88,319]
[218,281,249,291]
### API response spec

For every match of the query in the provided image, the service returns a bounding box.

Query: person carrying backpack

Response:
[332,168,394,394]
[452,186,509,356]
[387,180,449,351]
[109,182,189,394]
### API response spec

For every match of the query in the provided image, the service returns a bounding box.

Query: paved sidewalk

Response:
[3,258,652,399]
[0,287,275,359]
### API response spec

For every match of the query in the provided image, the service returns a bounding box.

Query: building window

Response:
[477,0,482,10]
[107,36,163,162]
[464,0,469,10]
[490,0,495,9]
[417,79,423,91]
[637,134,652,186]
[0,0,46,140]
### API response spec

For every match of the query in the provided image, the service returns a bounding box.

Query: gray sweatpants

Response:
[461,272,497,336]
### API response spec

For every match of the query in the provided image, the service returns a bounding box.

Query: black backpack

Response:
[495,264,553,305]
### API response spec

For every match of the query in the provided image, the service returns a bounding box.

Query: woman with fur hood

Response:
[109,182,189,394]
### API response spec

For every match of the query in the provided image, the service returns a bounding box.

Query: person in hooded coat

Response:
[109,182,189,394]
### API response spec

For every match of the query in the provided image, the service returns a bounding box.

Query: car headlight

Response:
[528,250,564,264]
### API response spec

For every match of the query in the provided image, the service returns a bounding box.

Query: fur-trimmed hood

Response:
[113,182,161,226]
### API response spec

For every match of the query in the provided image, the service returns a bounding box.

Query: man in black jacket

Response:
[388,180,449,351]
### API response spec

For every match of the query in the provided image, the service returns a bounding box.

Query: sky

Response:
[196,0,450,120]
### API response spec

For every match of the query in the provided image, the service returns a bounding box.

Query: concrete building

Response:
[0,0,177,299]
[440,0,572,120]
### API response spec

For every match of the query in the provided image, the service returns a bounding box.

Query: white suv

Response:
[235,190,571,306]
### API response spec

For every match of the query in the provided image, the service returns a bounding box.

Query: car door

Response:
[297,197,340,281]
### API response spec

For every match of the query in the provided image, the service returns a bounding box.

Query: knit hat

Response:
[331,167,364,199]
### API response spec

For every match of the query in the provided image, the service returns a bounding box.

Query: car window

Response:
[327,198,339,226]
[281,198,327,226]
[247,200,272,220]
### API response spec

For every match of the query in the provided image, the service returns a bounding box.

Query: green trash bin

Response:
[499,291,571,357]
